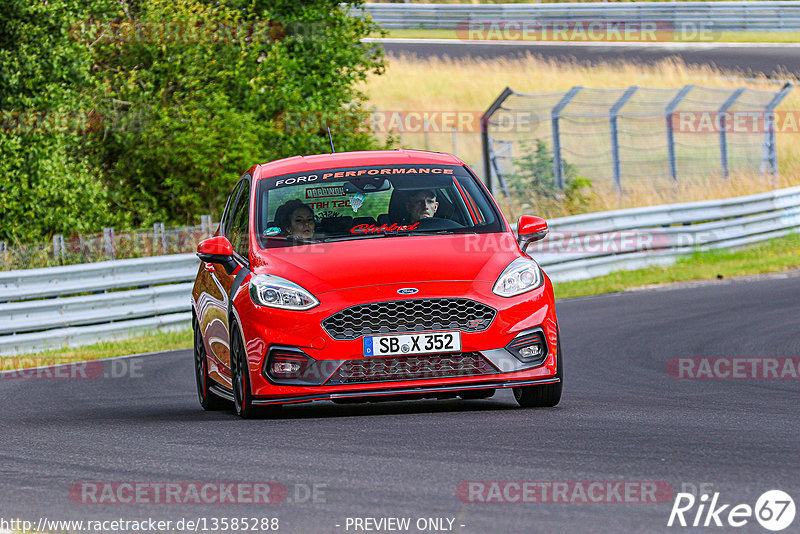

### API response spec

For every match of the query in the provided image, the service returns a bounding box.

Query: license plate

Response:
[363,331,461,357]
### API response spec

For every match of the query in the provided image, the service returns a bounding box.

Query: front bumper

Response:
[232,279,560,400]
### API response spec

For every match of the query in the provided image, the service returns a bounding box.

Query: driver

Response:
[276,199,316,239]
[404,190,439,224]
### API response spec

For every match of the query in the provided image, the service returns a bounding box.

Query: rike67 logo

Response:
[668,490,796,531]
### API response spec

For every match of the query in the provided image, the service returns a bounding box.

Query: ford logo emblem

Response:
[397,288,419,295]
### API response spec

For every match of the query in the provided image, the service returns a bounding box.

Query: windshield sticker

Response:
[349,192,366,213]
[351,222,420,234]
[263,226,282,236]
[308,199,350,211]
[305,185,345,199]
[322,167,454,180]
[270,166,458,189]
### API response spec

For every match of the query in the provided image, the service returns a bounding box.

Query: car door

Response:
[197,176,251,387]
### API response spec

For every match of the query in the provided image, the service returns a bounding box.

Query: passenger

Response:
[275,199,316,239]
[404,189,439,224]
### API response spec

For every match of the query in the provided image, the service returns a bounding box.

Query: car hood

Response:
[251,233,522,294]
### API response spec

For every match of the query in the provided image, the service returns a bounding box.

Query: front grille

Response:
[322,298,496,341]
[326,352,497,385]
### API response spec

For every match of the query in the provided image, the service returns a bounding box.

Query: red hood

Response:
[251,233,522,294]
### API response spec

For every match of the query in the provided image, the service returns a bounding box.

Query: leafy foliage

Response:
[0,0,117,242]
[508,139,593,216]
[0,0,386,241]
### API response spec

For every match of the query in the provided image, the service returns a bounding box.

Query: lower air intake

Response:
[326,353,497,385]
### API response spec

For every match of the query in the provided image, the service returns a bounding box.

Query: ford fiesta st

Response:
[192,149,562,418]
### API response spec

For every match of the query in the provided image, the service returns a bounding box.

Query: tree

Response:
[0,0,117,243]
[0,0,386,241]
[87,0,386,225]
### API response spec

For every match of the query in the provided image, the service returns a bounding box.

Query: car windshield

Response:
[255,164,503,248]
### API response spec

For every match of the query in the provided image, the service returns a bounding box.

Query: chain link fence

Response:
[0,216,215,271]
[482,83,793,200]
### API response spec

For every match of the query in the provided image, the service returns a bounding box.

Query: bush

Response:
[0,0,118,243]
[0,0,387,241]
[507,139,593,217]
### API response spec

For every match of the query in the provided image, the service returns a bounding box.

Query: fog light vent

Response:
[506,329,548,364]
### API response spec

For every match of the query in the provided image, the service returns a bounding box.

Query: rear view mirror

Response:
[197,236,237,275]
[343,177,390,194]
[517,216,548,253]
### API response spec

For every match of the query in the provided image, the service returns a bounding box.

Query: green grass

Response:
[376,28,800,44]
[4,233,799,367]
[1,328,192,370]
[554,233,800,299]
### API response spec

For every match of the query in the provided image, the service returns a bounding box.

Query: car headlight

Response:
[249,274,319,310]
[492,257,544,297]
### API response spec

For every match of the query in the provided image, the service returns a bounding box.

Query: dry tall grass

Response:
[361,54,800,215]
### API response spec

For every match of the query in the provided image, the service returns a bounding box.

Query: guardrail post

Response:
[103,228,116,260]
[610,86,638,192]
[0,241,6,268]
[718,88,745,178]
[665,84,694,183]
[760,82,793,177]
[481,86,514,194]
[552,86,582,190]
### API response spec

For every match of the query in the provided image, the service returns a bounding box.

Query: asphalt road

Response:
[377,39,800,78]
[1,275,799,533]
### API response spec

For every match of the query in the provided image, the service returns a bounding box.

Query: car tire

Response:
[230,320,282,419]
[459,388,496,400]
[513,336,563,408]
[193,318,229,411]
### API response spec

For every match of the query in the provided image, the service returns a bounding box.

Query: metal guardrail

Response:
[356,2,800,32]
[1,186,798,355]
[0,254,199,355]
[533,185,800,282]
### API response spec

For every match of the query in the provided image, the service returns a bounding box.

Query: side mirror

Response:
[197,236,237,275]
[517,216,548,253]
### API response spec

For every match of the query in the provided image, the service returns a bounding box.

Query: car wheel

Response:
[230,320,282,419]
[194,318,228,411]
[513,336,563,408]
[459,388,495,400]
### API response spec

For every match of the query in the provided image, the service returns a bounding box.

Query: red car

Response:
[192,150,562,418]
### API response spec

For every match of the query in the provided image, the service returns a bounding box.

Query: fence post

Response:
[103,228,116,260]
[609,86,639,192]
[53,234,66,265]
[53,234,61,264]
[0,241,6,268]
[481,86,514,194]
[160,223,167,254]
[665,84,694,183]
[551,86,582,190]
[760,82,793,177]
[201,215,212,235]
[718,88,745,178]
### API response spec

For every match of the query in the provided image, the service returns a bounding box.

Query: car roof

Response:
[254,149,465,180]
